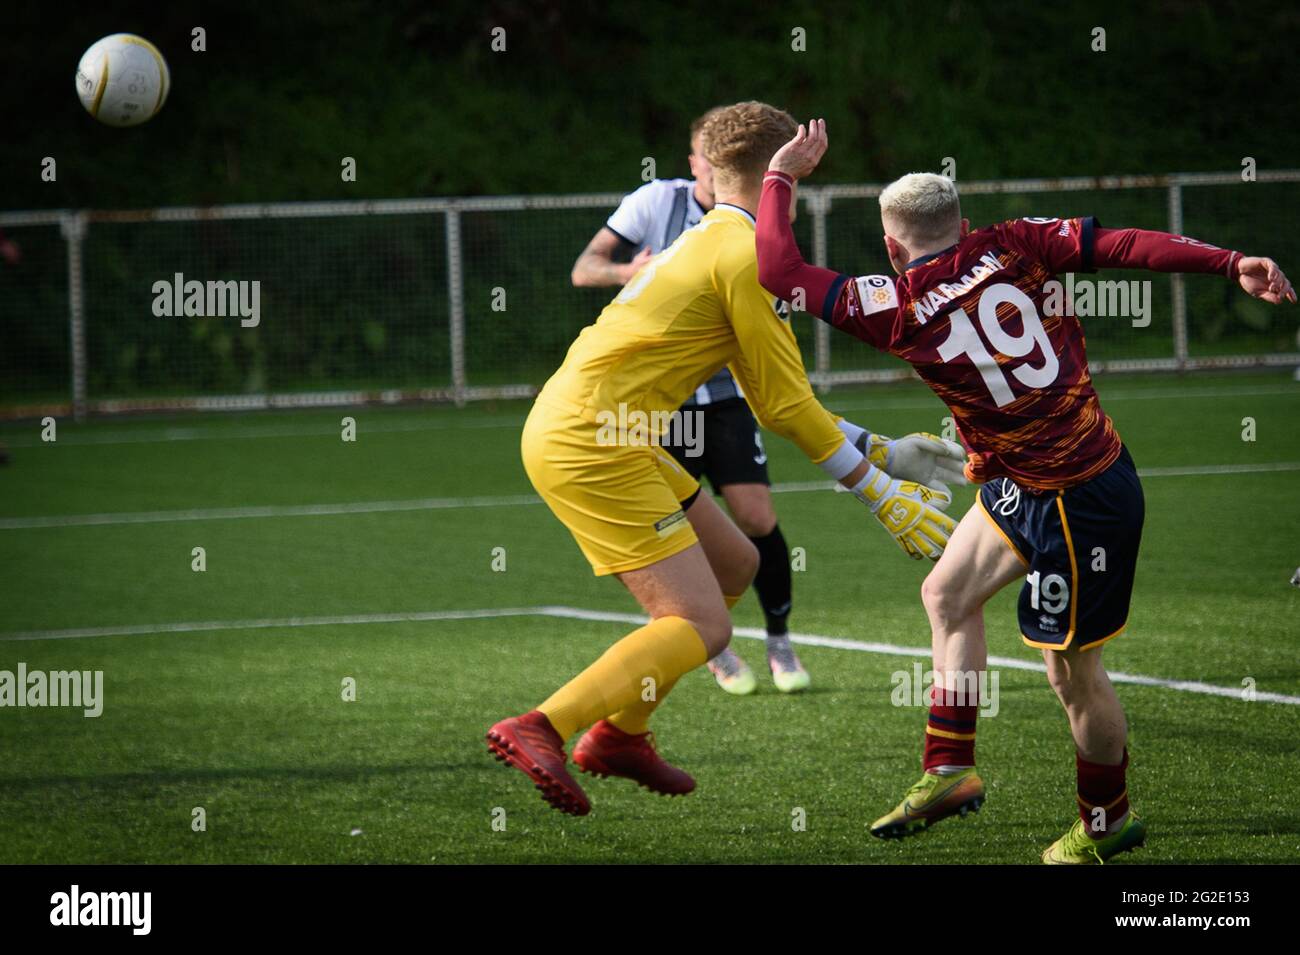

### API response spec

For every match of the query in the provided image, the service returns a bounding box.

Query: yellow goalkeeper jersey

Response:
[536,204,844,465]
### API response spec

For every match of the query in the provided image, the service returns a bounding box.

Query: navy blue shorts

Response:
[977,446,1144,651]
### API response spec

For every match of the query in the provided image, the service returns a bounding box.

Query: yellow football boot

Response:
[1042,813,1146,864]
[870,769,985,839]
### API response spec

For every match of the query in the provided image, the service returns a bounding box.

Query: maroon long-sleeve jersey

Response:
[756,171,1241,490]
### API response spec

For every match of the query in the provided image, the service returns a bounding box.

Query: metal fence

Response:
[2,171,1297,420]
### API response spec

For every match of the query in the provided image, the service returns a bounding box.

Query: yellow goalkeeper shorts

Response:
[521,400,702,576]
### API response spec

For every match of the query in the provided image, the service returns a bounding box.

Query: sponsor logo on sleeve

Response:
[853,275,898,316]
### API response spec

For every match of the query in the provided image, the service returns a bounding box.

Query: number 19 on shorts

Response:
[1027,570,1070,614]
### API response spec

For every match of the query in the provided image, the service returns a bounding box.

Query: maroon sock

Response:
[1077,747,1129,834]
[922,686,978,772]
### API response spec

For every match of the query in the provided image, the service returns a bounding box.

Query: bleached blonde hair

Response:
[878,173,961,245]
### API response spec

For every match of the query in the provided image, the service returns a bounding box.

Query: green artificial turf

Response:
[1,373,1298,863]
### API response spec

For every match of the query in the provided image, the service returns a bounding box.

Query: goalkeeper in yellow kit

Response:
[486,101,967,815]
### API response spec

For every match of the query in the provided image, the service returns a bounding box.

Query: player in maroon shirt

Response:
[756,120,1295,863]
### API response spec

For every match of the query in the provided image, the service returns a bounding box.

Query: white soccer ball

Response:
[75,34,170,127]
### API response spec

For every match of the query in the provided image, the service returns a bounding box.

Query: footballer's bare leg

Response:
[921,505,1027,681]
[683,489,761,612]
[871,505,1024,839]
[618,541,740,656]
[1039,644,1145,861]
[687,489,766,694]
[1043,645,1126,765]
[1041,643,1136,849]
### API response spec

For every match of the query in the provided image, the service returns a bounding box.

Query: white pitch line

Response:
[2,603,1296,707]
[1134,462,1300,477]
[3,462,1297,531]
[537,606,1300,705]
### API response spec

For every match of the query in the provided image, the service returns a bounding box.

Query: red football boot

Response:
[572,720,695,796]
[485,710,591,816]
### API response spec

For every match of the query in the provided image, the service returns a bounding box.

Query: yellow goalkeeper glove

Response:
[843,463,956,560]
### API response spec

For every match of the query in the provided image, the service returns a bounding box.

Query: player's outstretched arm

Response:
[754,121,844,320]
[755,120,890,347]
[1092,228,1296,304]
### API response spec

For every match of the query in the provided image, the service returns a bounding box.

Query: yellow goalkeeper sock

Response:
[608,595,740,735]
[607,676,680,735]
[538,616,707,741]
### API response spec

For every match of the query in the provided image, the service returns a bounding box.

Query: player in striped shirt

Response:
[755,119,1294,863]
